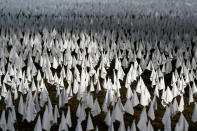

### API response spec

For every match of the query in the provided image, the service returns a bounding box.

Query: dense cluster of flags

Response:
[0,13,196,131]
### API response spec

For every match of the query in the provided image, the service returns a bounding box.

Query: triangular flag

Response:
[34,115,42,131]
[86,112,94,131]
